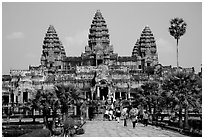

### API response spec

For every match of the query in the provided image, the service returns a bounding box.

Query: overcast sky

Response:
[2,2,202,74]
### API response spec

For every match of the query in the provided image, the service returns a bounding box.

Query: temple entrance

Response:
[99,87,108,100]
[23,92,28,103]
[97,59,103,65]
[2,96,9,105]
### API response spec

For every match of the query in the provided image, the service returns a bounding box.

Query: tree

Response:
[145,66,155,77]
[162,71,202,129]
[169,17,187,68]
[30,89,60,129]
[140,81,160,115]
[54,84,83,122]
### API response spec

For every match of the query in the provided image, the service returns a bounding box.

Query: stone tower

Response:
[40,25,66,73]
[132,39,140,57]
[81,10,118,66]
[132,26,158,70]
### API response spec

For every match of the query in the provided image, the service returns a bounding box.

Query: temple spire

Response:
[132,26,158,70]
[40,25,66,72]
[87,9,110,52]
[82,10,117,66]
[132,39,140,57]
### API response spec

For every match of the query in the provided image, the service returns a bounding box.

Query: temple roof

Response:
[94,9,103,18]
[140,26,156,48]
[87,10,110,52]
[41,25,66,69]
[132,39,140,57]
[47,25,57,34]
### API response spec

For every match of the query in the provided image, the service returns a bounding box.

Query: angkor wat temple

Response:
[3,10,194,107]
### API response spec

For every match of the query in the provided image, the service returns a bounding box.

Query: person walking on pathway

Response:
[143,111,149,126]
[104,108,109,121]
[129,107,139,128]
[109,108,113,121]
[115,108,121,123]
[122,108,128,127]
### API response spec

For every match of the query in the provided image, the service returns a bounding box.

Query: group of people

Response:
[103,104,116,121]
[103,105,149,128]
[122,106,149,128]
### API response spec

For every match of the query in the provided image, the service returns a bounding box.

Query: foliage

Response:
[30,89,61,128]
[162,71,202,128]
[169,17,187,67]
[162,71,202,111]
[188,118,202,130]
[54,84,83,114]
[145,66,155,76]
[3,129,33,137]
[20,128,51,137]
[64,117,75,129]
[140,81,160,112]
[169,17,187,40]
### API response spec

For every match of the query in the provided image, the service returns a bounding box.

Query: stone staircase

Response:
[93,114,104,121]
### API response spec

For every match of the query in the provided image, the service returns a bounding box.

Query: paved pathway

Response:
[77,120,187,137]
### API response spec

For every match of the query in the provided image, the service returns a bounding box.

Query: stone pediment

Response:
[95,43,103,52]
[96,49,104,55]
[95,65,111,84]
[85,45,91,52]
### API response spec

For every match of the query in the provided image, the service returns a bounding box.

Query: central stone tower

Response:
[40,25,66,73]
[132,26,159,71]
[81,10,118,66]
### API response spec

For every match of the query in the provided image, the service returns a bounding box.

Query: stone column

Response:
[91,87,94,100]
[86,107,89,119]
[9,93,11,104]
[97,86,100,98]
[119,92,121,99]
[84,91,86,99]
[74,106,77,115]
[108,87,111,100]
[14,92,16,103]
[128,91,131,99]
[113,91,116,102]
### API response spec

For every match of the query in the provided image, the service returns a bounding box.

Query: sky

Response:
[2,2,202,74]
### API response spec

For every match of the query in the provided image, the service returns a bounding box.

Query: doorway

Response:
[100,87,108,100]
[97,59,103,65]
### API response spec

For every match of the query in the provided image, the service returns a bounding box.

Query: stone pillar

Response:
[84,91,86,99]
[97,86,100,98]
[113,91,116,102]
[33,109,36,115]
[74,106,77,115]
[119,92,121,99]
[108,87,111,99]
[128,91,131,99]
[86,107,89,119]
[9,93,11,104]
[14,93,16,103]
[91,87,94,100]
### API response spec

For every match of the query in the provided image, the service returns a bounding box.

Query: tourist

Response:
[115,108,121,123]
[129,107,138,128]
[143,111,149,126]
[109,108,113,121]
[104,108,109,120]
[122,108,128,127]
[138,109,144,123]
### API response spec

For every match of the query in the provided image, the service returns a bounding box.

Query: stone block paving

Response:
[77,120,187,137]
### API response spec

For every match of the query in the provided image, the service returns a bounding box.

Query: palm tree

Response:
[54,84,83,122]
[169,17,187,68]
[31,89,60,129]
[141,81,160,113]
[162,71,202,129]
